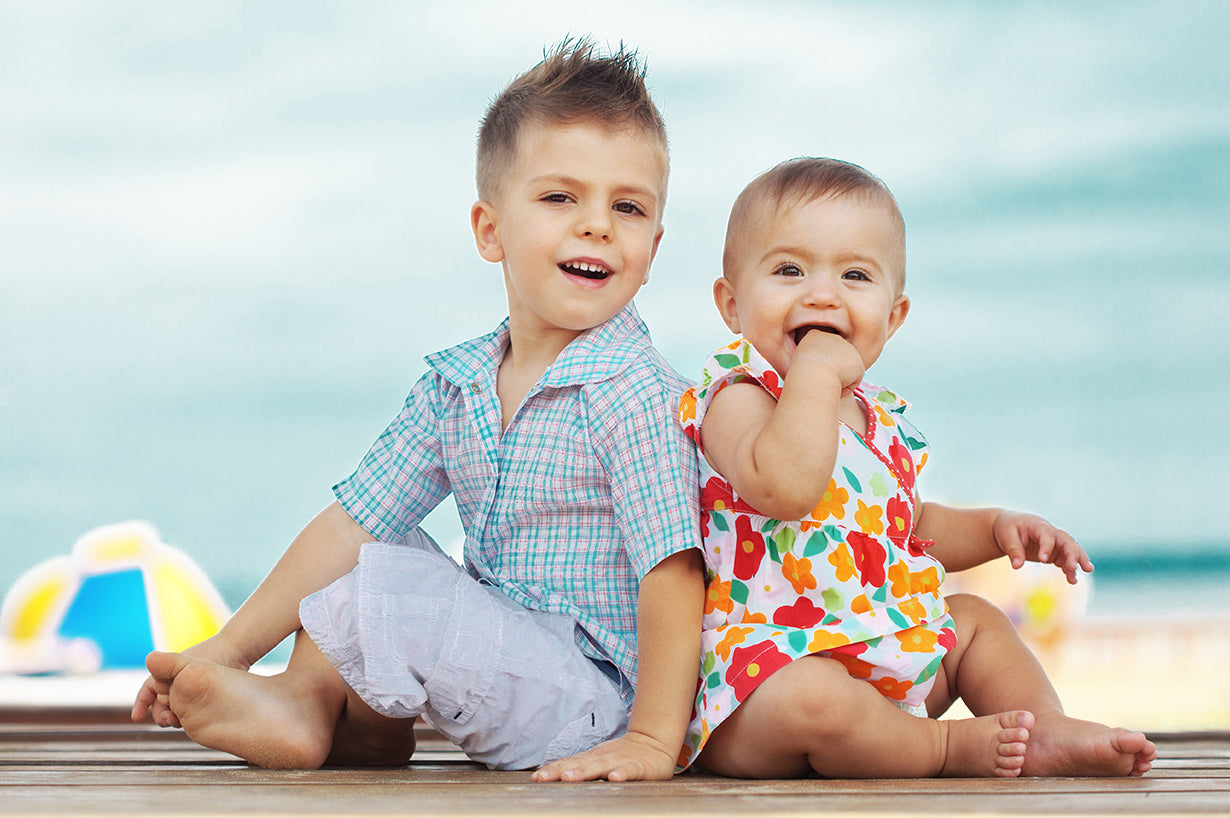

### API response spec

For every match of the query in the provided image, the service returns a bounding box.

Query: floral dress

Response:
[676,339,955,769]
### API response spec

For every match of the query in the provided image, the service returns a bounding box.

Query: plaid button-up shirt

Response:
[334,304,701,703]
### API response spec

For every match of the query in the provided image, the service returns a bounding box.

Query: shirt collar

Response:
[426,303,651,389]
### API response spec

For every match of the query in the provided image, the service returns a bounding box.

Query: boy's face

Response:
[471,121,666,339]
[715,193,909,378]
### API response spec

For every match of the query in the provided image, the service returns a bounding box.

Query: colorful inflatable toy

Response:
[0,521,230,674]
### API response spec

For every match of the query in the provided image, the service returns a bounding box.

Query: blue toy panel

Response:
[58,568,155,669]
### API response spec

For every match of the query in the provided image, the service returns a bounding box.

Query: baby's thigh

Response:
[699,655,855,778]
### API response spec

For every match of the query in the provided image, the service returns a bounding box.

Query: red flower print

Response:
[846,531,887,588]
[938,627,957,652]
[759,368,783,398]
[772,597,826,628]
[727,641,792,701]
[733,515,766,581]
[885,495,910,548]
[701,477,736,512]
[887,438,916,494]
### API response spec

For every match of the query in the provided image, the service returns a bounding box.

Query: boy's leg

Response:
[145,629,415,769]
[698,654,1032,779]
[932,593,1156,777]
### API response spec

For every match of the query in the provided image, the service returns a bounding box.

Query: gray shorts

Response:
[299,531,629,770]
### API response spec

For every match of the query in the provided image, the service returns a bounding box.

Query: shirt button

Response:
[470,382,482,394]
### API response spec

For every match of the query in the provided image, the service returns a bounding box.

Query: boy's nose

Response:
[575,206,613,241]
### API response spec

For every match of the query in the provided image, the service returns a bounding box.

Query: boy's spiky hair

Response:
[723,157,906,286]
[476,37,669,202]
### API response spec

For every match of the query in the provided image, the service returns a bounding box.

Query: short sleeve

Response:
[592,365,702,579]
[861,381,930,477]
[333,371,452,542]
[678,339,784,454]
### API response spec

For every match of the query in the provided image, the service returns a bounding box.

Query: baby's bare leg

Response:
[146,631,415,769]
[698,654,1031,779]
[936,594,1156,777]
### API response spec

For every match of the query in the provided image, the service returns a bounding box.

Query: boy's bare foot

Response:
[938,710,1034,778]
[145,651,341,770]
[1022,711,1156,777]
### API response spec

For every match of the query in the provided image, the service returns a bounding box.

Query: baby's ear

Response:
[712,277,740,334]
[471,201,504,263]
[887,293,910,339]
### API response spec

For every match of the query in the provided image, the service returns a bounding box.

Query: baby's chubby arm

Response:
[915,502,1093,584]
[704,330,864,521]
[532,548,705,782]
[131,501,373,726]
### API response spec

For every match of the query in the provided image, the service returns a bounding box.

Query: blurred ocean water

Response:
[2,2,1228,617]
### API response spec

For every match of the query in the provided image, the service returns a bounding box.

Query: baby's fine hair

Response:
[723,157,905,281]
[476,37,669,202]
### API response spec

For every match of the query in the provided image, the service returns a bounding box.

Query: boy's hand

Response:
[795,327,864,396]
[993,510,1093,584]
[131,634,247,726]
[531,731,677,783]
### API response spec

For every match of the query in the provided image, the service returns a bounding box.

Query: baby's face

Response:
[715,193,908,377]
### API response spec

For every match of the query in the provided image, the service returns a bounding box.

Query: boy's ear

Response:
[471,201,504,263]
[643,224,665,285]
[712,276,740,334]
[887,294,910,339]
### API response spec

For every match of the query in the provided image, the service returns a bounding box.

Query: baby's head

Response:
[476,38,669,211]
[715,157,911,376]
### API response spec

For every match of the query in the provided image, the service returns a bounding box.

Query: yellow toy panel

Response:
[0,521,230,674]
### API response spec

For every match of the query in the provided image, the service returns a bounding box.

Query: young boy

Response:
[132,39,704,782]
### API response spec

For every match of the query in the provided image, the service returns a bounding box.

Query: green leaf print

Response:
[903,433,926,451]
[824,525,844,543]
[707,671,722,689]
[914,653,943,686]
[802,530,828,558]
[875,389,898,404]
[887,607,910,631]
[703,651,715,675]
[714,353,742,369]
[821,587,844,611]
[869,472,890,498]
[870,583,888,604]
[710,513,730,533]
[788,630,809,653]
[772,527,795,561]
[730,580,749,605]
[843,467,862,494]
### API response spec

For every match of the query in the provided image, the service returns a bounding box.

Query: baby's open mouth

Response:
[560,261,611,280]
[793,325,842,344]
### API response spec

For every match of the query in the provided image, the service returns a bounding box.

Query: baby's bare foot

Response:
[938,710,1033,778]
[145,651,341,769]
[1022,711,1156,777]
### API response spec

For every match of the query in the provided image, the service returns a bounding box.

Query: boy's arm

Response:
[132,501,373,723]
[705,331,863,521]
[916,501,1092,583]
[532,548,705,782]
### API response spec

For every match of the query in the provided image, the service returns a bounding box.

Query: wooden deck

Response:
[2,706,1228,816]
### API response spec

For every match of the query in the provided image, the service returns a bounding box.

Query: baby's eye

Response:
[774,264,804,278]
[843,268,870,281]
[613,200,646,216]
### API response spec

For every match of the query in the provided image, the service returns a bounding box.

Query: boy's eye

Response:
[613,201,646,216]
[542,192,573,204]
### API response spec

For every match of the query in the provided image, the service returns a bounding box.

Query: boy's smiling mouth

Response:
[560,260,612,280]
[792,324,843,344]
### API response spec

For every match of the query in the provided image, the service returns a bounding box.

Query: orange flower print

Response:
[887,560,912,598]
[740,610,768,625]
[704,579,734,615]
[809,478,848,521]
[896,626,939,654]
[714,625,755,662]
[897,597,927,625]
[872,675,913,701]
[850,593,872,614]
[854,499,885,535]
[829,651,875,680]
[828,542,857,583]
[807,628,852,653]
[873,403,894,428]
[781,553,817,595]
[911,566,941,596]
[678,389,697,428]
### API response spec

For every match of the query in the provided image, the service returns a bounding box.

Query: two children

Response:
[675,157,1156,778]
[132,39,703,781]
[132,40,1155,781]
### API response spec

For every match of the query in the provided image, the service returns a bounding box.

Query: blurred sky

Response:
[2,1,1228,605]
